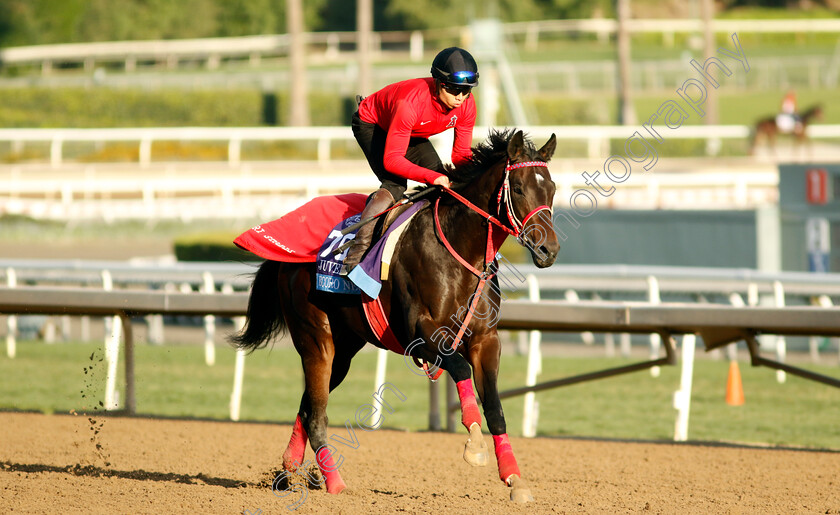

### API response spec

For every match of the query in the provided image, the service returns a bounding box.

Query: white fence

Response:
[2,279,839,443]
[1,124,805,220]
[0,124,797,167]
[3,18,840,72]
[2,260,840,441]
[8,124,840,167]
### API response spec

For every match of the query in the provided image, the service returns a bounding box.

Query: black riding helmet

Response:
[430,47,479,87]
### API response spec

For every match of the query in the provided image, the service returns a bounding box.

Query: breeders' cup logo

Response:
[446,115,457,128]
[315,214,361,295]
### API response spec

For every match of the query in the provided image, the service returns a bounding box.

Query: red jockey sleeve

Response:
[382,100,445,185]
[451,99,476,167]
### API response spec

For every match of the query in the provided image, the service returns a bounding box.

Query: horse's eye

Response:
[513,185,524,195]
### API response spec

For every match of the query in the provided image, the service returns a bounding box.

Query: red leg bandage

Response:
[492,433,521,484]
[282,414,309,471]
[316,446,346,494]
[456,379,482,430]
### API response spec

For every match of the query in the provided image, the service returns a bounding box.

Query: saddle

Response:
[375,201,416,240]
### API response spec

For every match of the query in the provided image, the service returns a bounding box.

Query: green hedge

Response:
[0,87,349,128]
[173,231,252,261]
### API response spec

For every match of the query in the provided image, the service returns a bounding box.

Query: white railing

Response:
[1,279,839,441]
[0,123,817,220]
[5,259,840,306]
[5,124,838,168]
[1,168,778,221]
[3,260,839,440]
[0,126,352,168]
[505,18,840,43]
[0,164,778,222]
[3,18,840,71]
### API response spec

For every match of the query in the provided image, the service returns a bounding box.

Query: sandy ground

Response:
[1,412,838,514]
[2,242,839,513]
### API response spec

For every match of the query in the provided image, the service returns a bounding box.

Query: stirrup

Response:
[338,242,364,276]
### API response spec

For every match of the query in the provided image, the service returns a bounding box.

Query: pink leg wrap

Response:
[316,447,346,494]
[456,379,482,430]
[282,414,309,471]
[492,433,521,484]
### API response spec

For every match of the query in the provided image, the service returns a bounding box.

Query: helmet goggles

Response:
[447,70,478,85]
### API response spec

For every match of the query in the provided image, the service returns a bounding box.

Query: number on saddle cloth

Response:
[316,214,362,294]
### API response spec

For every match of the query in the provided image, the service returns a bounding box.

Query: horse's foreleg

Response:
[471,345,533,503]
[457,379,488,466]
[434,349,489,466]
[484,383,533,502]
[426,343,485,463]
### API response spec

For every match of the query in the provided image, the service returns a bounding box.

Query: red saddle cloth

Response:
[234,192,440,380]
[233,193,367,262]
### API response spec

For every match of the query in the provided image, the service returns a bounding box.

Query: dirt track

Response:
[1,412,839,514]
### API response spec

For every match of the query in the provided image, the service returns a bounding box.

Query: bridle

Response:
[433,159,552,274]
[424,158,551,368]
[496,160,553,236]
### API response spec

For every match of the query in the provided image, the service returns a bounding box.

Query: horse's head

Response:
[804,104,824,122]
[502,131,560,268]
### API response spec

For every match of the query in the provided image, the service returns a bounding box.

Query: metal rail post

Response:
[5,268,16,358]
[522,274,543,437]
[202,272,216,366]
[102,270,121,410]
[648,275,661,377]
[226,283,247,421]
[673,334,697,442]
[773,281,787,383]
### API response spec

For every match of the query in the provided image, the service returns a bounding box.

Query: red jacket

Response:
[358,77,476,184]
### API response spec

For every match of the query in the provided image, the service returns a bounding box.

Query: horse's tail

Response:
[228,260,287,352]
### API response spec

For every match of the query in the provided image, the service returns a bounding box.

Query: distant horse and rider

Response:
[750,90,823,156]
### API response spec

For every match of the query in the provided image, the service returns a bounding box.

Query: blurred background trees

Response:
[4,0,833,48]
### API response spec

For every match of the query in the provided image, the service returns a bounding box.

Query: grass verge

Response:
[1,340,838,448]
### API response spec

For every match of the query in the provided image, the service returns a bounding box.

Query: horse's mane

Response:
[405,128,538,197]
[447,128,538,189]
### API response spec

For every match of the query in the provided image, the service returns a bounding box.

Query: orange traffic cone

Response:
[725,361,745,406]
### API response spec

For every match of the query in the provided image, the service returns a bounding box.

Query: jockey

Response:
[776,89,801,134]
[341,46,479,275]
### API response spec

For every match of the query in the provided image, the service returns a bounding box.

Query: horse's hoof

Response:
[326,479,346,495]
[508,475,534,503]
[463,423,489,467]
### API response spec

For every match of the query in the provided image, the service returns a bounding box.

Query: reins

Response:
[431,159,551,355]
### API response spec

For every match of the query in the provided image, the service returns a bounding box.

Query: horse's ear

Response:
[538,134,557,162]
[507,130,526,161]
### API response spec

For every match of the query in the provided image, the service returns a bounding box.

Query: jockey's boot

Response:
[340,187,395,275]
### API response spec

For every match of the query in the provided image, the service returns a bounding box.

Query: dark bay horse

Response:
[750,104,823,155]
[231,129,559,503]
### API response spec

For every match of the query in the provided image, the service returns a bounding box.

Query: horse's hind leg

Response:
[277,270,355,494]
[282,401,309,472]
[295,337,349,494]
[286,320,366,492]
